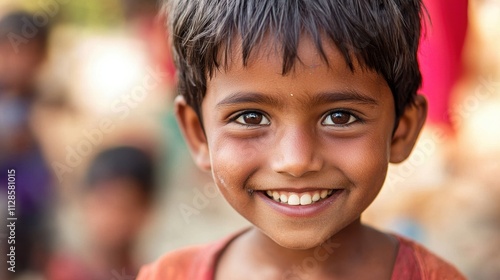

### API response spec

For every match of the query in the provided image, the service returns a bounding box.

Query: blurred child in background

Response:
[46,146,157,280]
[0,10,54,277]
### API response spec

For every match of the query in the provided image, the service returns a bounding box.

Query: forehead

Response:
[216,33,386,81]
[218,34,344,73]
[207,35,389,102]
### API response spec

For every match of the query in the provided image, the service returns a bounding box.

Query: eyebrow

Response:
[310,90,379,106]
[216,90,379,108]
[216,92,284,108]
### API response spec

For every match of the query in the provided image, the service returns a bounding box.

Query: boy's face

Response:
[177,37,426,249]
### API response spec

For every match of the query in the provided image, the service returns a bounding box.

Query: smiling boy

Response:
[138,0,465,279]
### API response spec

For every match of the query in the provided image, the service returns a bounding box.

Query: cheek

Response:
[333,132,391,192]
[209,135,262,211]
[209,134,265,186]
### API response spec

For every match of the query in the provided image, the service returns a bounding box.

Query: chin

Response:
[268,228,335,250]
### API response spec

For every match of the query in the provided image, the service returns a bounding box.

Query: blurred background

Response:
[0,0,499,279]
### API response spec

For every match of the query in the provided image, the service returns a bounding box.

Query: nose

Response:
[271,126,323,177]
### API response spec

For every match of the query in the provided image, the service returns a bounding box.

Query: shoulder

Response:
[136,245,208,280]
[392,234,466,280]
[137,229,249,280]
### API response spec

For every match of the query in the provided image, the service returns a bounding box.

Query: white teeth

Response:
[300,194,312,205]
[312,193,320,202]
[265,189,336,205]
[288,194,300,205]
[320,190,328,198]
[272,191,280,201]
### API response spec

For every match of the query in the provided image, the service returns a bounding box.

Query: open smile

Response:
[264,189,338,206]
[255,188,344,218]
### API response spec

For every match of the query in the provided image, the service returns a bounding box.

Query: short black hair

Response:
[85,146,156,199]
[164,0,426,119]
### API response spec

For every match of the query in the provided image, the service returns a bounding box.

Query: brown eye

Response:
[322,111,357,126]
[235,112,270,126]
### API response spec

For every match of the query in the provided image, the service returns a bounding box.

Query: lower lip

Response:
[256,190,344,218]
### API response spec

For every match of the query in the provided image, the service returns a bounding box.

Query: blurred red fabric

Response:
[419,0,468,126]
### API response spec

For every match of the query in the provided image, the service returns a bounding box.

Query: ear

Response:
[390,94,428,163]
[174,95,211,171]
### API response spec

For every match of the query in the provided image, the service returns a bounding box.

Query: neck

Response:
[217,219,398,279]
[247,219,374,277]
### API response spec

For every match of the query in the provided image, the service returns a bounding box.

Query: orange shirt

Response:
[137,230,465,280]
